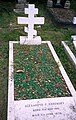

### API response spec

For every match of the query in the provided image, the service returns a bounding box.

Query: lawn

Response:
[0,1,76,120]
[64,41,76,56]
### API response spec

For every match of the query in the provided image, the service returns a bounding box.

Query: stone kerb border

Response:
[8,41,76,120]
[8,41,20,120]
[61,41,76,69]
[72,17,76,49]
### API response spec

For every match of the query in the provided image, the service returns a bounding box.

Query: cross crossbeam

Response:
[18,17,44,25]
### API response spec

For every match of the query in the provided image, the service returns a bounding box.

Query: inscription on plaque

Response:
[24,101,64,118]
[15,97,76,120]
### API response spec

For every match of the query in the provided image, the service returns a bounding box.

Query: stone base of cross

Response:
[18,4,44,45]
[20,36,42,45]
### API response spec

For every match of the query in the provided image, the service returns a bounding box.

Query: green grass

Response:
[64,41,76,56]
[0,41,8,120]
[0,1,76,120]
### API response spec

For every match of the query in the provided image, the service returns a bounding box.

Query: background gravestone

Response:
[14,0,28,12]
[17,0,26,3]
[47,0,70,8]
[47,0,76,26]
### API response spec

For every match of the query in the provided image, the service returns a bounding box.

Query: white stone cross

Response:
[18,4,44,44]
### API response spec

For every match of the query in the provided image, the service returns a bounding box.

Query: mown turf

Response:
[64,41,76,56]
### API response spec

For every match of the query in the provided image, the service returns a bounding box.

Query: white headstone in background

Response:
[18,4,44,45]
[18,0,26,4]
[71,17,76,49]
[73,17,76,24]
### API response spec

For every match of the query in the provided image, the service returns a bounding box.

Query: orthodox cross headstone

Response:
[18,4,44,45]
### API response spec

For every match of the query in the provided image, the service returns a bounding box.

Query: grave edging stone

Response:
[8,41,76,120]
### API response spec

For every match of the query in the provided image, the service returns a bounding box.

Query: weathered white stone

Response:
[8,41,76,120]
[57,0,60,4]
[61,41,76,68]
[64,0,70,9]
[7,41,14,120]
[18,4,44,45]
[73,17,76,24]
[71,36,76,49]
[47,0,53,8]
[73,41,76,50]
[15,97,76,120]
[47,0,70,8]
[14,2,28,13]
[20,36,41,45]
[71,17,76,49]
[71,35,76,41]
[18,0,26,4]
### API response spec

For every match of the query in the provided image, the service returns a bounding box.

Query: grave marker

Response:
[73,17,76,24]
[17,0,26,4]
[8,41,76,120]
[18,4,44,45]
[72,17,76,49]
[8,4,76,120]
[71,36,76,50]
[14,0,27,13]
[47,0,70,8]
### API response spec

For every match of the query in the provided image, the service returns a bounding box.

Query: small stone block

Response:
[73,17,76,24]
[64,1,70,9]
[20,36,42,45]
[15,4,25,9]
[13,9,24,13]
[47,0,53,8]
[18,0,26,4]
[71,36,76,41]
[73,41,76,50]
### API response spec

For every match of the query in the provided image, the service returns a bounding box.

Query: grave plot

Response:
[8,41,76,120]
[8,4,76,120]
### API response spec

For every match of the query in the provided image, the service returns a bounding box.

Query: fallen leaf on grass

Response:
[16,70,24,73]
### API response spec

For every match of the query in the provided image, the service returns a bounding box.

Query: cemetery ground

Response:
[0,2,76,120]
